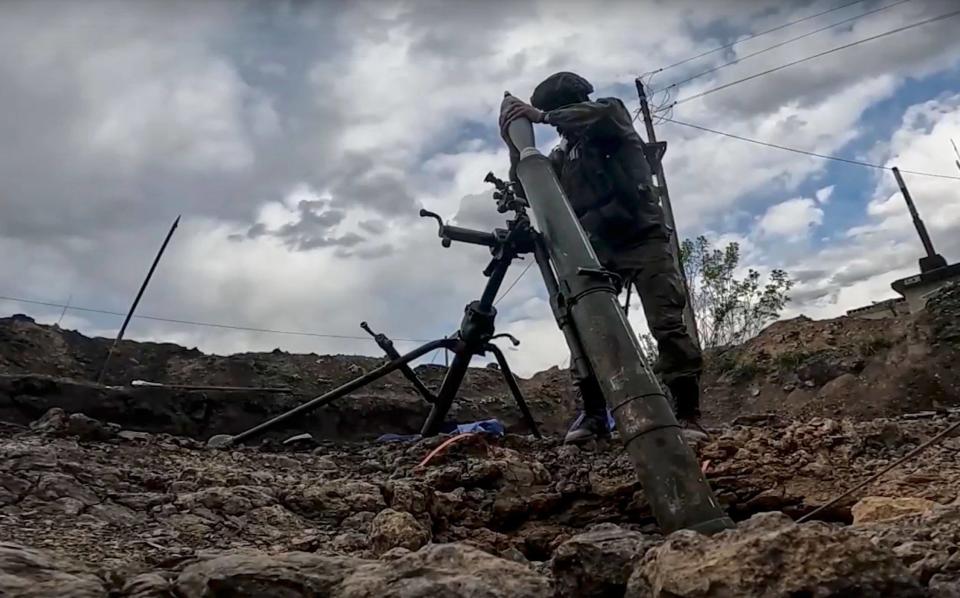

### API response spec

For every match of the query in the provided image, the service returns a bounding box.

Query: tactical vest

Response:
[557,133,668,249]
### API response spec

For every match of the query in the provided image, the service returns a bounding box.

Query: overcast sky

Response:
[2,0,959,377]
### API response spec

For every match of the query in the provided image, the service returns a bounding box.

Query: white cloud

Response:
[753,93,960,319]
[815,185,834,204]
[756,197,824,240]
[3,0,960,381]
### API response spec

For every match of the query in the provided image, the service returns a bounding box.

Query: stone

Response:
[369,508,432,555]
[284,480,385,522]
[312,455,340,472]
[626,512,925,597]
[29,408,120,441]
[929,573,960,598]
[205,434,234,449]
[0,542,107,597]
[552,523,657,597]
[118,430,153,443]
[175,551,360,596]
[387,480,429,515]
[120,572,175,597]
[33,473,100,505]
[28,408,68,434]
[337,543,553,597]
[855,504,960,585]
[86,502,144,526]
[379,547,412,561]
[176,485,276,517]
[852,496,941,525]
[65,413,120,441]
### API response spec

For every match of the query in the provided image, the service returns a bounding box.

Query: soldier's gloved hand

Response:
[499,95,544,144]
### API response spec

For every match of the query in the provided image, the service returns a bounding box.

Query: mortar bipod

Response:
[209,172,542,448]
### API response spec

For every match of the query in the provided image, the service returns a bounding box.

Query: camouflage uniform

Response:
[517,72,703,421]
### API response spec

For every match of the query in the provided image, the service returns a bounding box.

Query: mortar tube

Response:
[505,105,733,534]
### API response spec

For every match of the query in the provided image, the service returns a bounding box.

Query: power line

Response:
[0,294,431,343]
[653,0,868,74]
[661,117,960,181]
[660,8,960,111]
[655,0,914,95]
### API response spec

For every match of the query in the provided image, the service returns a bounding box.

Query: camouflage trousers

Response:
[572,236,704,420]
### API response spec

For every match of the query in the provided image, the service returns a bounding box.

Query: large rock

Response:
[284,479,386,522]
[338,543,553,597]
[29,408,119,441]
[173,543,552,597]
[369,508,431,555]
[0,542,106,597]
[626,512,925,597]
[175,551,360,596]
[852,496,941,525]
[551,523,657,597]
[856,504,960,589]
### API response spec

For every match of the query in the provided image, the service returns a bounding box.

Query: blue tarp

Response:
[376,418,506,443]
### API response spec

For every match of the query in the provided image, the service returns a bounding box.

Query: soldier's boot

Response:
[668,376,708,444]
[566,374,612,445]
[564,411,612,445]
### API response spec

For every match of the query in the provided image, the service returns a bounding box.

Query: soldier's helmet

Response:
[530,72,594,111]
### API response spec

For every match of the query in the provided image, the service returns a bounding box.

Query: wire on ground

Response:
[797,417,960,522]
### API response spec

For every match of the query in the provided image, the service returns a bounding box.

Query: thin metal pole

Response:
[635,79,702,349]
[892,167,938,259]
[229,338,450,445]
[97,215,181,383]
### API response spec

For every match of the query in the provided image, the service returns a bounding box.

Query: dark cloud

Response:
[358,219,387,234]
[334,244,394,259]
[828,251,914,286]
[241,199,360,251]
[328,154,420,217]
[694,0,960,119]
[452,191,506,231]
[298,231,365,251]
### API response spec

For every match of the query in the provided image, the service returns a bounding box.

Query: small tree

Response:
[639,236,793,355]
[681,236,793,349]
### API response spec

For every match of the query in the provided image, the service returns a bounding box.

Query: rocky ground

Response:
[2,284,960,596]
[4,407,960,596]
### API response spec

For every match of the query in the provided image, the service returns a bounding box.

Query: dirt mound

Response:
[0,315,576,440]
[3,409,960,596]
[702,283,960,423]
[1,281,959,444]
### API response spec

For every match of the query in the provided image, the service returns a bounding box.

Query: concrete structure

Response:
[846,297,909,320]
[846,167,959,319]
[891,262,960,313]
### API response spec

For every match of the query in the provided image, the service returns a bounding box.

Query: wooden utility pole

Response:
[635,79,701,349]
[97,215,181,383]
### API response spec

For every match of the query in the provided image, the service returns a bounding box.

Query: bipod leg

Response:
[227,338,449,446]
[361,322,437,404]
[487,343,541,438]
[420,344,471,436]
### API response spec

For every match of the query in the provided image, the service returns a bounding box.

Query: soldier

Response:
[499,72,705,444]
